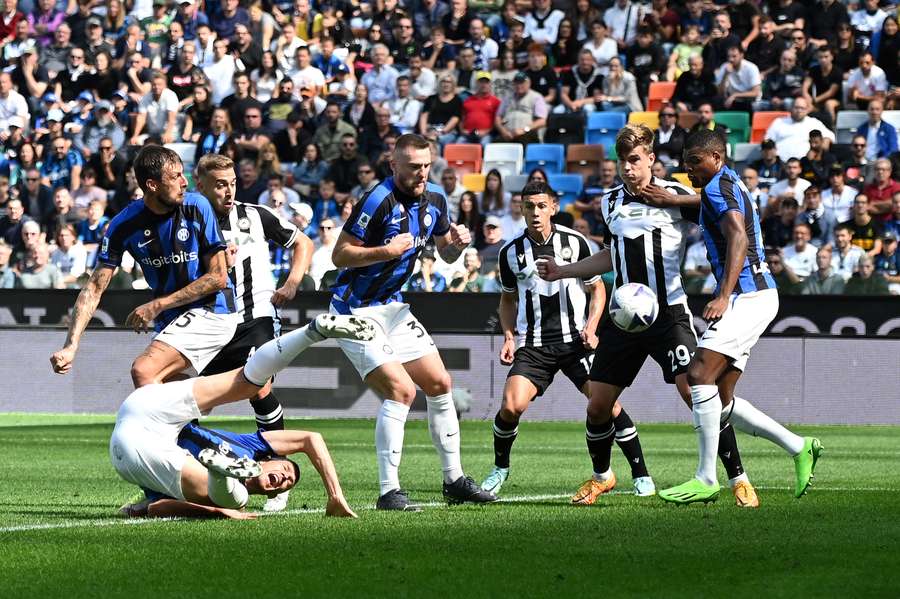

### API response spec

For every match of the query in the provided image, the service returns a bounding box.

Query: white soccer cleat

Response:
[198,448,262,480]
[263,490,290,512]
[313,314,377,341]
[633,476,657,497]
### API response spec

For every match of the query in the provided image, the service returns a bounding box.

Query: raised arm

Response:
[331,230,412,268]
[434,223,470,263]
[50,265,115,374]
[536,249,613,282]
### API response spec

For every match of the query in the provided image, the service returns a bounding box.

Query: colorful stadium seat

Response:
[548,173,584,207]
[462,173,486,193]
[483,143,524,178]
[750,111,789,143]
[647,82,676,112]
[628,111,660,130]
[671,172,696,189]
[715,112,751,147]
[585,112,626,147]
[835,110,868,143]
[524,144,566,174]
[566,144,604,182]
[443,144,482,176]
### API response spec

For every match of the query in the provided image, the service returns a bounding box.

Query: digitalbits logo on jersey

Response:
[610,283,659,333]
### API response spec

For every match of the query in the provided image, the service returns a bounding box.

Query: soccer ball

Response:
[609,283,659,333]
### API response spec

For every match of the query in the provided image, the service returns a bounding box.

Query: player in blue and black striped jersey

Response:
[51,145,238,389]
[329,134,497,511]
[659,129,822,505]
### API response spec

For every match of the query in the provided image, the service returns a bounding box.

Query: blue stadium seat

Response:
[585,112,626,148]
[524,144,566,174]
[548,173,584,208]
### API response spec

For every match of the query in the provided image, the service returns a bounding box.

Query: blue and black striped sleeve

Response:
[344,193,390,244]
[706,175,743,217]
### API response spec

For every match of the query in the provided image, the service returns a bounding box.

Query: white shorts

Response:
[698,288,778,371]
[109,379,200,500]
[330,302,438,378]
[154,308,239,373]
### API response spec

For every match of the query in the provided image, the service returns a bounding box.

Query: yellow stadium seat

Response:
[628,111,660,130]
[462,173,486,193]
[671,172,698,189]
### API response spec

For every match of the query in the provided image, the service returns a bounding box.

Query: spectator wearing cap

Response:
[799,130,837,188]
[873,231,900,294]
[457,71,500,145]
[0,72,28,133]
[856,99,898,160]
[764,97,835,161]
[325,63,355,107]
[84,15,113,64]
[65,91,96,136]
[841,193,884,257]
[175,0,208,41]
[495,71,545,144]
[361,44,399,105]
[762,195,799,248]
[799,246,845,295]
[845,254,891,295]
[386,76,422,135]
[130,71,179,144]
[141,0,175,50]
[558,50,603,115]
[286,200,315,241]
[35,107,64,155]
[53,46,90,102]
[77,103,125,158]
[797,185,836,247]
[862,159,900,219]
[41,138,82,191]
[1,115,25,159]
[88,136,126,193]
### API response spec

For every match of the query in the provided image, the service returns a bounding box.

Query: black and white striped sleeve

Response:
[498,242,516,293]
[254,204,299,248]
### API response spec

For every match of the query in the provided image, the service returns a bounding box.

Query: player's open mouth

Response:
[268,473,280,487]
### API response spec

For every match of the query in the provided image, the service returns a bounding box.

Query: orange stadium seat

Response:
[444,144,482,176]
[647,82,676,112]
[751,111,789,143]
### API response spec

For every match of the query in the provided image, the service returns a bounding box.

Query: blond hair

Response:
[615,123,655,158]
[196,154,235,181]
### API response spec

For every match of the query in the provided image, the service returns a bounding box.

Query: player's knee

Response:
[386,381,418,404]
[686,362,708,387]
[498,405,523,423]
[586,401,612,424]
[422,371,452,397]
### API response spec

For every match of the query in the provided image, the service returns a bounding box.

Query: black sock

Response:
[614,409,650,479]
[492,412,518,469]
[717,423,745,480]
[250,391,285,432]
[585,417,615,475]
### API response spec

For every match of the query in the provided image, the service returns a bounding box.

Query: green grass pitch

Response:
[0,414,897,598]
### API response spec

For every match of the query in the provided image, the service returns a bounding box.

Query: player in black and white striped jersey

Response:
[538,124,760,508]
[194,154,314,512]
[479,180,653,497]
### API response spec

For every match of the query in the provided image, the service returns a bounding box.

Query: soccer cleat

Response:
[793,437,823,498]
[658,479,720,505]
[198,448,262,480]
[443,476,499,505]
[376,488,422,512]
[632,476,656,497]
[313,314,377,341]
[732,480,760,508]
[571,472,617,505]
[263,490,290,512]
[480,466,509,495]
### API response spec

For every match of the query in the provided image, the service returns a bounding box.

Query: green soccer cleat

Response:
[793,437,823,498]
[659,479,720,505]
[480,466,509,495]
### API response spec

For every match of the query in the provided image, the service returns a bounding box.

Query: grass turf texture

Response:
[0,415,897,598]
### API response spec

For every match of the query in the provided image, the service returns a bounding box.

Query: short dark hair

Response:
[684,128,727,156]
[521,180,557,201]
[394,133,430,153]
[133,145,181,191]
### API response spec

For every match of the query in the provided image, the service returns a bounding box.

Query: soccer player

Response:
[195,153,313,512]
[481,180,654,497]
[50,146,236,387]
[113,314,374,520]
[330,133,496,510]
[538,124,761,508]
[658,129,822,505]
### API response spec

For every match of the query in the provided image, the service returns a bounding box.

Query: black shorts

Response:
[200,316,278,376]
[590,304,697,388]
[508,342,593,397]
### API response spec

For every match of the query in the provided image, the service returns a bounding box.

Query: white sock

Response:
[243,323,325,386]
[426,393,464,484]
[728,473,750,488]
[691,385,722,486]
[724,396,805,456]
[375,399,409,496]
[592,468,613,482]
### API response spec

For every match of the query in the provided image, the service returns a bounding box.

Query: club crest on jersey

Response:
[423,212,433,228]
[358,213,371,229]
[101,236,109,255]
[177,226,190,242]
[144,229,152,237]
[238,217,251,231]
[561,247,573,260]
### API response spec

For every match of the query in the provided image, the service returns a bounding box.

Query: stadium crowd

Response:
[0,0,898,296]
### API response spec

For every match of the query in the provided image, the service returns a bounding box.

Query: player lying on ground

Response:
[482,179,655,498]
[537,124,761,508]
[658,129,822,505]
[113,314,375,520]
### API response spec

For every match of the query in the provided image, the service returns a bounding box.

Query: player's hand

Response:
[703,295,729,322]
[449,223,471,248]
[271,280,298,307]
[581,329,598,350]
[499,337,516,365]
[50,345,77,374]
[641,182,678,207]
[386,233,415,257]
[218,508,258,520]
[225,243,238,269]
[325,495,358,518]
[535,257,560,281]
[126,301,160,333]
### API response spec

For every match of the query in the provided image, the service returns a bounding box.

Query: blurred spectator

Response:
[0,239,17,288]
[845,135,876,188]
[831,223,866,280]
[441,168,466,220]
[258,174,300,212]
[762,196,799,248]
[77,103,125,157]
[343,82,376,131]
[408,55,437,104]
[754,48,803,112]
[465,17,498,71]
[222,72,261,132]
[767,158,810,208]
[422,26,458,73]
[704,12,742,73]
[523,44,557,106]
[847,52,887,110]
[604,0,642,50]
[76,198,108,256]
[18,168,53,225]
[327,133,366,198]
[72,169,107,213]
[689,103,727,137]
[195,107,232,164]
[666,24,703,82]
[419,74,463,147]
[313,102,356,162]
[747,16,785,78]
[765,248,800,294]
[850,0,887,44]
[46,188,80,241]
[884,193,900,238]
[552,19,580,68]
[783,222,818,279]
[857,99,898,160]
[479,169,509,218]
[681,0,712,39]
[292,143,329,197]
[41,138,83,192]
[873,231,900,293]
[233,105,271,161]
[558,50,602,115]
[800,246,846,295]
[458,72,500,144]
[763,98,835,160]
[495,72,546,143]
[789,28,817,71]
[350,161,379,202]
[624,27,665,103]
[841,194,883,257]
[802,45,842,127]
[360,107,400,163]
[131,71,179,144]
[49,224,87,288]
[449,247,486,292]
[800,130,836,187]
[798,185,836,248]
[361,44,399,104]
[211,0,249,41]
[499,193,524,241]
[822,164,859,223]
[477,214,504,270]
[672,54,718,112]
[582,19,617,76]
[407,248,447,293]
[653,107,687,171]
[862,159,900,218]
[740,167,769,213]
[0,72,29,132]
[204,38,236,104]
[17,242,64,289]
[598,56,642,113]
[525,0,565,46]
[0,197,26,247]
[309,217,337,289]
[236,159,266,204]
[387,76,422,134]
[456,190,484,247]
[682,238,714,294]
[414,0,449,41]
[845,255,890,295]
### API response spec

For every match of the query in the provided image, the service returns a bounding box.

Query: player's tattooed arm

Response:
[50,265,115,374]
[705,211,748,321]
[332,231,413,268]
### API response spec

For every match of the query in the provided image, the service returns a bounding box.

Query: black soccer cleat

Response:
[443,475,499,505]
[375,488,422,512]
